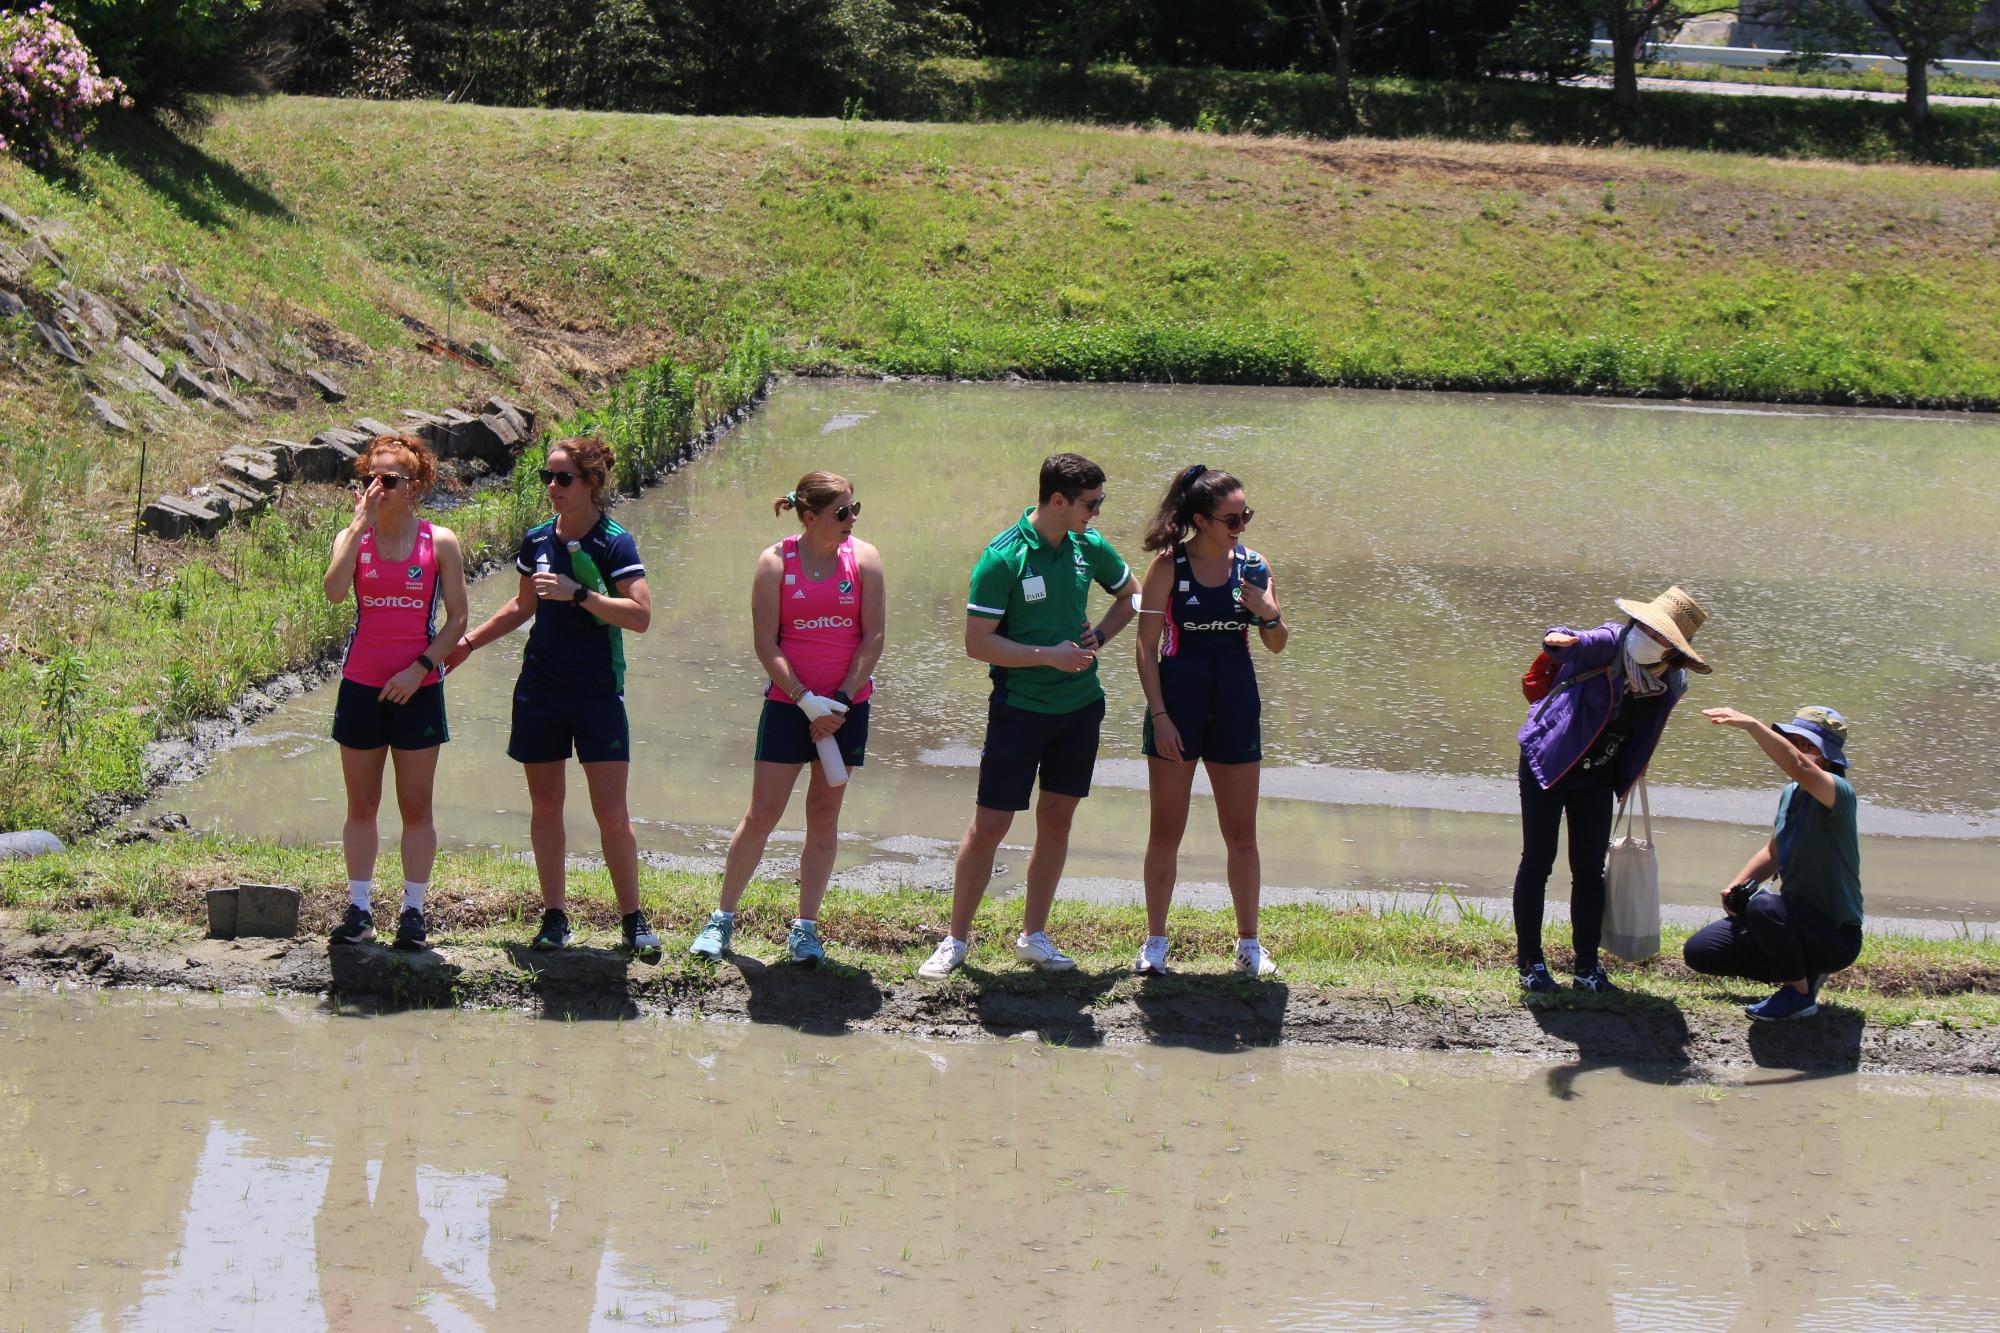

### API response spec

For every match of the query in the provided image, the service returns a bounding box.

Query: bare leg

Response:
[339,745,389,885]
[718,762,804,913]
[798,762,849,921]
[389,745,441,886]
[1206,761,1263,939]
[582,761,641,915]
[1143,757,1197,937]
[1020,791,1081,938]
[948,805,1015,941]
[523,761,568,909]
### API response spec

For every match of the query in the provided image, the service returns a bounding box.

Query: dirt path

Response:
[6,928,1994,1079]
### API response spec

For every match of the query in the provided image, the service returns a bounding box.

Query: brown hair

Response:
[354,433,437,493]
[548,435,616,511]
[1142,464,1242,552]
[773,470,851,518]
[1039,452,1105,504]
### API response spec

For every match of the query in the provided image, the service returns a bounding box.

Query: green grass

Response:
[1631,59,2000,103]
[5,835,1996,1032]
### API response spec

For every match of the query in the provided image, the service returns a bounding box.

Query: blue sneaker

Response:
[1572,967,1620,995]
[788,919,825,968]
[688,911,733,960]
[1746,986,1819,1021]
[1519,963,1560,994]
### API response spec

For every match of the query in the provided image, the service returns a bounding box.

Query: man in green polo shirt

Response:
[918,453,1140,979]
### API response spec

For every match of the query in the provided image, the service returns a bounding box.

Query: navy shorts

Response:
[507,681,630,764]
[755,697,870,767]
[976,695,1105,811]
[1142,655,1261,764]
[331,678,449,751]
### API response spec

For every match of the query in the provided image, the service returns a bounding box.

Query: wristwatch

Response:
[417,653,438,673]
[573,586,589,607]
[1257,615,1283,630]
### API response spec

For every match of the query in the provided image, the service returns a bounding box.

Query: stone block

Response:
[119,368,188,413]
[212,476,269,514]
[479,410,524,450]
[401,409,445,428]
[84,393,130,434]
[484,395,533,439]
[142,494,229,539]
[180,330,222,367]
[287,439,359,483]
[0,288,24,319]
[353,417,396,439]
[167,365,213,400]
[0,202,28,235]
[118,335,166,380]
[205,886,238,938]
[431,414,512,467]
[314,425,371,450]
[58,283,116,340]
[220,357,258,387]
[306,369,347,402]
[36,321,85,365]
[235,883,300,938]
[256,439,305,482]
[220,451,279,491]
[470,339,508,368]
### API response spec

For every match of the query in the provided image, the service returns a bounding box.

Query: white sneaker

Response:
[1233,940,1280,978]
[1135,936,1170,975]
[917,936,968,980]
[1013,931,1077,972]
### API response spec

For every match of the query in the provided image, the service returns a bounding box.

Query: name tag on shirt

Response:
[1021,575,1047,603]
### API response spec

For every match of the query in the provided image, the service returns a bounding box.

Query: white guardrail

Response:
[1590,39,2000,81]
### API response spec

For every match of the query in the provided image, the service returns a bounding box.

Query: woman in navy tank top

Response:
[1133,465,1288,978]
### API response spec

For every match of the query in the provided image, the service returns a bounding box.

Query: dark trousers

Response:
[1512,752,1616,973]
[1683,891,1862,985]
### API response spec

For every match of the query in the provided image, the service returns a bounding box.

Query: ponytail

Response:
[1142,464,1241,552]
[774,470,850,519]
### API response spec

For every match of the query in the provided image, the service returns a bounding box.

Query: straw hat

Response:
[1613,585,1711,673]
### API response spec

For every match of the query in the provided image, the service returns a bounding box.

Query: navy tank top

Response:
[1161,544,1261,660]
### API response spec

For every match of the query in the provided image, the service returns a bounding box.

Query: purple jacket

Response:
[1517,620,1686,797]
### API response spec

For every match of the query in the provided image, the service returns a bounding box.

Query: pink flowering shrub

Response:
[1,4,129,170]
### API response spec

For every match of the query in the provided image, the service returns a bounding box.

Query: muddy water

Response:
[2,989,1997,1331]
[159,382,2000,919]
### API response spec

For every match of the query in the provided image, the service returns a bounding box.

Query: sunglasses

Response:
[539,469,578,487]
[828,501,861,521]
[1208,509,1254,531]
[366,474,404,490]
[1078,495,1105,513]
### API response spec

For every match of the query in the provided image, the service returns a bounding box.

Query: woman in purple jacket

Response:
[1514,586,1711,994]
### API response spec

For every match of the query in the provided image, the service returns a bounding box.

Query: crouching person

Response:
[1684,706,1862,1021]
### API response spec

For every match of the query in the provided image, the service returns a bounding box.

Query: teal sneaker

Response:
[688,911,734,960]
[788,919,825,968]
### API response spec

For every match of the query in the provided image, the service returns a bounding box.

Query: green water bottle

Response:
[565,540,610,626]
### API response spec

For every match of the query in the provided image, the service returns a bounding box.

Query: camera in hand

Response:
[1724,880,1760,916]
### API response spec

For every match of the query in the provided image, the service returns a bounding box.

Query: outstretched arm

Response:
[1703,707,1839,809]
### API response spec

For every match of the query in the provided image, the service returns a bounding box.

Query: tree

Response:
[1592,1,1734,112]
[1303,0,1390,100]
[1483,0,1594,83]
[1751,0,1998,126]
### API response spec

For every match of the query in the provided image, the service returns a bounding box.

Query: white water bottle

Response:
[816,735,849,788]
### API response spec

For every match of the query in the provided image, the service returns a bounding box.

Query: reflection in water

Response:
[154,381,2000,915]
[2,991,1998,1330]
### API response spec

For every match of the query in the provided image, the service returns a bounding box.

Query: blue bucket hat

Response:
[1772,705,1850,772]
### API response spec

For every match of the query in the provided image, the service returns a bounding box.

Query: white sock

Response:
[1237,937,1260,953]
[714,909,735,922]
[1146,935,1168,947]
[348,880,372,911]
[402,880,427,911]
[795,918,815,928]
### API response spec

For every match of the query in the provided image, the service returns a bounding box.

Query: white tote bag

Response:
[1602,777,1661,963]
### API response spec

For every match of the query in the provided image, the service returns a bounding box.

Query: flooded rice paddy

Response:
[4,988,1999,1331]
[158,382,2000,921]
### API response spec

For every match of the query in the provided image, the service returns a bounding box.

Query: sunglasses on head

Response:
[540,469,578,487]
[367,473,404,490]
[1208,508,1253,531]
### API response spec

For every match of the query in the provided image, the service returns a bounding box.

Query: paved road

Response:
[1567,74,1998,107]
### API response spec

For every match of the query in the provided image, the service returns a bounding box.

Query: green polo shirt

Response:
[967,507,1132,715]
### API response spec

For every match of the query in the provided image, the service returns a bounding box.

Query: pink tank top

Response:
[767,534,872,704]
[343,521,442,689]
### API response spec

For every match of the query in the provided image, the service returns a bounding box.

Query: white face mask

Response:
[1627,629,1669,667]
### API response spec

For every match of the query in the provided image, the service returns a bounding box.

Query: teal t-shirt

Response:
[1774,775,1863,928]
[966,508,1132,715]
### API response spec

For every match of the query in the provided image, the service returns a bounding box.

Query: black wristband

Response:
[1258,615,1283,630]
[417,653,437,673]
[831,689,853,708]
[573,586,589,606]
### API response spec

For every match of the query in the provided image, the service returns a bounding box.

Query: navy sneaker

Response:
[393,906,428,951]
[1572,967,1620,994]
[1519,963,1560,994]
[330,905,374,946]
[621,909,662,961]
[1747,986,1819,1021]
[531,907,573,952]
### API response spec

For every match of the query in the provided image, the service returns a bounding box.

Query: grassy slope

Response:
[205,97,2000,406]
[4,837,1996,1031]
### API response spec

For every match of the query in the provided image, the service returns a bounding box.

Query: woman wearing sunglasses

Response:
[446,436,660,958]
[1132,464,1287,978]
[324,434,469,951]
[690,471,885,966]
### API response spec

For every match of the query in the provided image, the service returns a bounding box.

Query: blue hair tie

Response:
[1183,464,1207,484]
[786,490,798,507]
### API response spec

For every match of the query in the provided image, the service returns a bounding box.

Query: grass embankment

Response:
[6,836,1997,1033]
[865,57,2000,167]
[207,97,2000,407]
